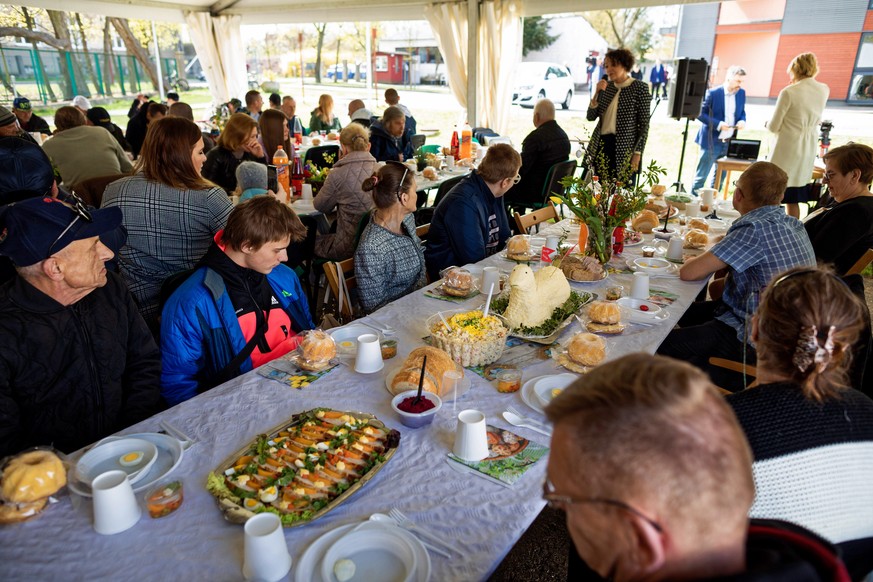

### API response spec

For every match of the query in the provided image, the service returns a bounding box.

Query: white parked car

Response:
[512,62,575,109]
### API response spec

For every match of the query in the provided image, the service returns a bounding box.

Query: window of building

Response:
[850,33,873,103]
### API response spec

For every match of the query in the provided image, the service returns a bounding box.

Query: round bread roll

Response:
[568,333,606,366]
[687,218,709,232]
[587,300,622,325]
[327,132,339,141]
[422,166,438,181]
[310,137,322,146]
[0,498,48,524]
[506,235,531,258]
[684,229,709,250]
[300,330,337,363]
[651,184,666,196]
[1,450,66,504]
[631,210,660,234]
[443,268,473,296]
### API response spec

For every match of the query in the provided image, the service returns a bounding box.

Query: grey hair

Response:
[235,161,267,193]
[726,66,747,80]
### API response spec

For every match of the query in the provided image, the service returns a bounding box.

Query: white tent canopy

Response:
[8,0,708,132]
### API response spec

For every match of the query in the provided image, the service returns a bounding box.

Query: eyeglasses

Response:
[512,174,521,185]
[46,191,93,259]
[542,477,663,533]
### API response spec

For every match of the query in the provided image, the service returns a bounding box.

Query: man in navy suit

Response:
[649,59,668,98]
[692,66,747,195]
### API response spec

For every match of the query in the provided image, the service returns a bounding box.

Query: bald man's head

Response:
[348,99,365,118]
[533,99,556,127]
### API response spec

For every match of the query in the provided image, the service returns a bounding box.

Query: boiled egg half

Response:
[118,450,144,467]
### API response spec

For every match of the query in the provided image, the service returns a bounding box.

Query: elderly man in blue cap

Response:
[0,195,162,456]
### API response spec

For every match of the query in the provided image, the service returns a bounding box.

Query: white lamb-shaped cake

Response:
[503,265,571,328]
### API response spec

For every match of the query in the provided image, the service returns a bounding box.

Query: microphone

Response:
[601,74,608,81]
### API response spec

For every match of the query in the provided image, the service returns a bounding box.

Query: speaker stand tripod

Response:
[671,118,691,193]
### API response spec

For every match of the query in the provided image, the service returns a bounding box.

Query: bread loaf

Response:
[588,300,622,324]
[506,235,531,258]
[687,218,709,232]
[300,330,337,364]
[390,347,461,397]
[631,210,660,234]
[568,333,606,366]
[684,229,708,249]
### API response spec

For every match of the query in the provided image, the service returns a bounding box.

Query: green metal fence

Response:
[0,45,181,105]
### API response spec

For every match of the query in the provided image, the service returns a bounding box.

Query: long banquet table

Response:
[1,221,707,581]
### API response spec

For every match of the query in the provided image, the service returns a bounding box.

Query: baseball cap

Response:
[0,105,16,127]
[86,106,113,129]
[0,195,122,266]
[72,95,91,110]
[12,97,31,111]
[0,137,54,204]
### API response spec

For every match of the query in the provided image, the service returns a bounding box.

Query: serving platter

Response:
[206,409,400,527]
[490,291,596,345]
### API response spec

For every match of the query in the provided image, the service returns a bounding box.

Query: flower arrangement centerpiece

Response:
[304,151,336,195]
[414,147,428,171]
[552,152,666,264]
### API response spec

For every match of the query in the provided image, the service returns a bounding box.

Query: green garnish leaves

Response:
[491,291,591,336]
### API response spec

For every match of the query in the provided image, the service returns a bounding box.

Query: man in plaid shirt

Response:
[658,162,815,391]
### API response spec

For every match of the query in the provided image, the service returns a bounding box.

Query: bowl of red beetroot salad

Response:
[391,390,442,428]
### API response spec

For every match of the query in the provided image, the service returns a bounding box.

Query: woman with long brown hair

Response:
[726,266,873,544]
[308,94,342,133]
[102,116,233,332]
[258,108,292,161]
[202,112,265,194]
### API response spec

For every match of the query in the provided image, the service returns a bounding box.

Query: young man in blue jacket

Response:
[160,196,314,406]
[424,144,521,280]
[692,66,747,195]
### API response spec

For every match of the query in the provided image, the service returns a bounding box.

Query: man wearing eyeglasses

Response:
[0,196,162,457]
[544,353,850,581]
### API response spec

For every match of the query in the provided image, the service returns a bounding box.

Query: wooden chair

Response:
[846,248,873,276]
[415,223,430,242]
[514,202,559,235]
[323,258,356,321]
[71,173,130,207]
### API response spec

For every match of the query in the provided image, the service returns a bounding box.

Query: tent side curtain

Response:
[476,0,521,134]
[426,0,520,134]
[184,11,246,105]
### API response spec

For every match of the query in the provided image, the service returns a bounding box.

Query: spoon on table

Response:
[502,410,552,437]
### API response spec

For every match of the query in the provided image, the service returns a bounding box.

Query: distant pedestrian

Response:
[650,59,668,98]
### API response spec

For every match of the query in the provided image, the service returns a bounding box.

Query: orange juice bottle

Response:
[459,121,472,160]
[272,146,290,201]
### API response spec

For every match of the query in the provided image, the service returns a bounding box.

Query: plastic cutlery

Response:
[502,410,552,438]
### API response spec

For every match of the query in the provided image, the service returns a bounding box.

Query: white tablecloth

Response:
[1,223,705,581]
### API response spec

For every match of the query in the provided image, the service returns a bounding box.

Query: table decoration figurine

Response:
[552,156,665,265]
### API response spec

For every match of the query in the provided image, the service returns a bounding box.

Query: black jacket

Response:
[201,146,264,195]
[21,113,52,136]
[505,119,570,206]
[0,272,162,456]
[369,120,413,162]
[124,108,149,159]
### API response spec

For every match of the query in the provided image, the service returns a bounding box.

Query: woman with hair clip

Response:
[354,162,426,313]
[726,266,873,544]
[313,123,378,260]
[102,116,233,334]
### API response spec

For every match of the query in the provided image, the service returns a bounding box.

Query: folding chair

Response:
[323,258,356,322]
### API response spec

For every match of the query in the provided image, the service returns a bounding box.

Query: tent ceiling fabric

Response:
[9,0,711,24]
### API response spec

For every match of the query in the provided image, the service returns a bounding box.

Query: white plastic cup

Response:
[630,272,650,300]
[666,236,684,262]
[354,333,384,374]
[301,183,313,200]
[685,201,700,217]
[91,470,141,535]
[445,156,455,170]
[481,267,500,293]
[242,513,292,582]
[699,188,716,209]
[453,409,489,461]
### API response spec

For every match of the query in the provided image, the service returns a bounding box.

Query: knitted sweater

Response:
[354,213,426,313]
[727,382,873,543]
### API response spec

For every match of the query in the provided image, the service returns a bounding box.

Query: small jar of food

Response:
[606,285,624,301]
[496,369,523,393]
[380,333,398,360]
[146,480,183,519]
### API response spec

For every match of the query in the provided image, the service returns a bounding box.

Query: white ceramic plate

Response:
[499,250,539,263]
[330,325,378,355]
[623,231,645,247]
[384,364,471,401]
[632,257,672,273]
[70,432,185,497]
[320,522,418,582]
[532,373,578,408]
[297,522,430,582]
[520,375,552,414]
[617,297,670,324]
[75,437,158,486]
[626,258,679,276]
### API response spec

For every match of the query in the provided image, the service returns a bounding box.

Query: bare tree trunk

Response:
[74,14,100,95]
[19,7,57,101]
[314,23,327,84]
[334,37,340,83]
[48,10,92,99]
[0,46,15,95]
[108,17,159,89]
[102,19,115,97]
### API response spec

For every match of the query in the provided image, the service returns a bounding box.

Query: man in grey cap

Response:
[0,195,162,456]
[12,97,51,136]
[0,105,39,145]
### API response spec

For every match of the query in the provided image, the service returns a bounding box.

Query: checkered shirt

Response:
[102,174,233,323]
[711,205,816,342]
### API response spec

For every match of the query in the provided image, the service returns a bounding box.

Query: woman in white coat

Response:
[767,52,829,218]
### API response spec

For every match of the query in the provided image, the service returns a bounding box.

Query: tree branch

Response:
[0,26,69,50]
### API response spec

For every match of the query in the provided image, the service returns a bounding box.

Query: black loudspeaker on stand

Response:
[668,58,710,193]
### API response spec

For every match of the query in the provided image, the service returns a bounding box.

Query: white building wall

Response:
[524,15,608,85]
